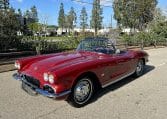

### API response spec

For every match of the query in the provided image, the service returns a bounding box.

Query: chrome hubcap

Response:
[74,79,92,103]
[136,61,143,74]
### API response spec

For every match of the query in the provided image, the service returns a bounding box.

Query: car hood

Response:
[24,51,98,74]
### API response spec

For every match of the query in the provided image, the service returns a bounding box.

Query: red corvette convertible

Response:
[13,37,148,107]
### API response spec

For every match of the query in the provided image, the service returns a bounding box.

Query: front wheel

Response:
[67,77,94,108]
[134,59,144,77]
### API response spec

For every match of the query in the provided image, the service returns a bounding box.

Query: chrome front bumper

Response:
[13,73,71,99]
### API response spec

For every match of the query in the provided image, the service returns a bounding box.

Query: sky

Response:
[10,0,167,28]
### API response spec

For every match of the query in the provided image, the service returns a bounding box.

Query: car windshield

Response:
[77,38,115,54]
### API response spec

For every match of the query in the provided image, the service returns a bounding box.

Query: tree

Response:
[0,0,9,10]
[58,3,65,30]
[113,0,157,31]
[17,9,23,25]
[80,7,88,33]
[28,22,43,54]
[64,14,70,32]
[28,22,42,35]
[64,7,77,34]
[0,9,20,51]
[148,8,166,29]
[30,5,38,22]
[16,9,24,34]
[22,6,39,35]
[68,7,77,30]
[24,10,31,20]
[24,10,33,33]
[90,0,103,36]
[18,9,22,17]
[40,14,49,37]
[24,6,38,24]
[148,8,167,41]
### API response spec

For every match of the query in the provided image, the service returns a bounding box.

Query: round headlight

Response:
[15,61,21,69]
[14,62,17,68]
[48,74,54,84]
[43,73,49,81]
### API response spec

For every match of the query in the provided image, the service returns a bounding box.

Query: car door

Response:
[101,52,130,87]
[113,51,132,78]
[106,51,133,83]
[99,41,135,86]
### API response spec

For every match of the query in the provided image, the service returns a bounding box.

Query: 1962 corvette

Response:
[13,37,149,107]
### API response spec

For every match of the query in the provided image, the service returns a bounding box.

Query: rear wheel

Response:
[67,77,94,108]
[134,59,144,77]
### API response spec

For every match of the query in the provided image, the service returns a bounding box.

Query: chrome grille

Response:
[22,75,40,88]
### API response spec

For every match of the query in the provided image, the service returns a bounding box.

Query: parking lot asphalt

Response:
[0,48,167,119]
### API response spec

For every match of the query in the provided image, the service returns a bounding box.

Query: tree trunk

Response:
[94,27,97,37]
[141,39,144,50]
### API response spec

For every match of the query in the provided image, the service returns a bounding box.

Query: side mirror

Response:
[115,49,120,54]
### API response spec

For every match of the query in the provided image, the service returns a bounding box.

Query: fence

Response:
[116,40,167,50]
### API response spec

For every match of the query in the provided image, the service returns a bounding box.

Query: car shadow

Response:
[90,65,155,104]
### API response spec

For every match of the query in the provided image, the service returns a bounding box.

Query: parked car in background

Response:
[13,37,149,107]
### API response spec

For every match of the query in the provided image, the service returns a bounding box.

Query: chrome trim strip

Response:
[102,70,135,88]
[13,73,71,98]
[35,89,71,98]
